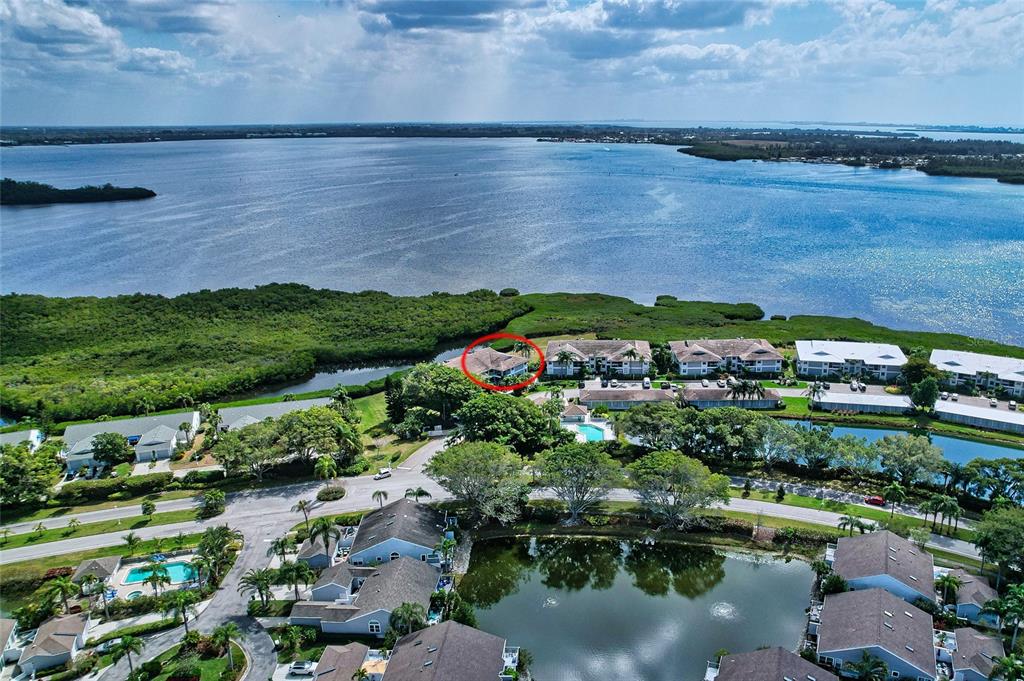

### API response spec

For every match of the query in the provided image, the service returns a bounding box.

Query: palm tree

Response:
[46,576,80,613]
[206,410,222,437]
[390,601,427,636]
[435,537,457,571]
[179,421,194,447]
[191,554,215,588]
[622,347,641,375]
[238,568,273,607]
[405,487,432,503]
[82,574,110,619]
[143,562,170,596]
[372,489,389,508]
[64,518,82,536]
[513,341,531,358]
[269,537,293,563]
[211,622,243,671]
[984,585,1024,651]
[351,668,370,681]
[292,499,314,531]
[935,572,963,605]
[838,514,866,537]
[802,381,827,405]
[846,651,888,681]
[555,350,576,375]
[315,456,338,481]
[308,516,342,553]
[123,531,143,556]
[278,560,314,601]
[882,482,907,519]
[989,654,1024,681]
[164,589,200,635]
[113,635,143,676]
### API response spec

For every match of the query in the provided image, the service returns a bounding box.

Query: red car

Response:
[863,495,885,506]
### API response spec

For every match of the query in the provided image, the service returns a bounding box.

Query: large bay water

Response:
[460,536,813,681]
[1,138,1022,343]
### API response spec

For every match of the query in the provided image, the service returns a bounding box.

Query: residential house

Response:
[951,628,1003,681]
[217,397,332,432]
[578,388,674,411]
[290,557,440,637]
[311,643,372,681]
[72,556,122,594]
[445,347,528,382]
[811,392,914,415]
[545,340,651,377]
[309,563,374,602]
[62,412,200,473]
[16,613,90,676]
[382,620,519,681]
[827,530,935,604]
[930,350,1024,398]
[705,647,839,681]
[1,618,19,663]
[347,498,453,567]
[298,534,339,570]
[934,401,1024,436]
[946,569,998,628]
[680,386,781,410]
[795,341,907,381]
[0,429,45,452]
[670,338,783,377]
[816,589,938,681]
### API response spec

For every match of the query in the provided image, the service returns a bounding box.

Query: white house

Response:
[545,340,651,377]
[290,557,440,637]
[347,499,454,567]
[816,589,938,681]
[0,429,45,452]
[795,340,907,381]
[930,349,1024,398]
[1,618,19,663]
[680,386,781,410]
[811,392,914,415]
[383,621,519,681]
[16,613,90,676]
[62,412,200,473]
[827,530,935,604]
[669,338,783,377]
[951,628,1003,681]
[445,347,528,382]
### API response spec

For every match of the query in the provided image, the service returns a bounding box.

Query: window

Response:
[368,621,381,634]
[390,552,401,561]
[420,554,428,561]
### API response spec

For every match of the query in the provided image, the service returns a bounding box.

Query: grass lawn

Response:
[762,379,808,389]
[113,462,132,478]
[352,393,427,471]
[2,489,200,525]
[248,599,296,617]
[0,509,199,550]
[149,643,246,681]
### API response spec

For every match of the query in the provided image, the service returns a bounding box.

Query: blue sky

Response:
[1,0,1022,126]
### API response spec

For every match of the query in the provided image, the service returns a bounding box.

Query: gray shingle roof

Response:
[546,339,652,362]
[383,621,506,681]
[0,430,40,447]
[949,569,997,609]
[670,338,783,364]
[350,498,447,556]
[833,530,933,597]
[72,556,121,583]
[352,557,439,614]
[952,627,1003,678]
[0,619,15,648]
[312,563,373,591]
[818,589,935,678]
[298,534,338,562]
[63,413,198,451]
[218,398,331,431]
[313,644,370,681]
[716,647,839,681]
[446,347,528,375]
[291,601,361,623]
[18,613,88,663]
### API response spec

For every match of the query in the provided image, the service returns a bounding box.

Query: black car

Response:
[578,380,586,389]
[600,378,609,387]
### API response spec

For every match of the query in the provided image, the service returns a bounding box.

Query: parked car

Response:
[610,379,619,387]
[577,380,586,389]
[823,382,832,389]
[858,383,867,392]
[289,661,316,676]
[660,381,670,389]
[1011,401,1019,411]
[96,638,121,654]
[600,378,608,388]
[850,381,859,391]
[701,378,710,387]
[716,378,726,388]
[950,393,959,401]
[642,377,651,389]
[940,391,949,400]
[990,398,999,407]
[373,468,392,480]
[864,495,885,507]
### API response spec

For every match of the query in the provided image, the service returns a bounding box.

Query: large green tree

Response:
[627,451,730,529]
[874,433,944,486]
[910,377,940,411]
[277,406,362,465]
[453,392,573,455]
[424,441,529,525]
[537,442,622,524]
[211,421,282,481]
[91,432,134,465]
[0,441,61,507]
[974,506,1024,588]
[399,363,480,426]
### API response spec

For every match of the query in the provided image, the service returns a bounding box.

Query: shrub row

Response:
[88,617,180,646]
[55,473,173,504]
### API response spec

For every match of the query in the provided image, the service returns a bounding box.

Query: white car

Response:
[373,468,392,480]
[940,391,949,400]
[1011,401,1019,411]
[289,660,316,676]
[850,381,860,391]
[990,398,999,407]
[701,379,709,387]
[950,393,959,401]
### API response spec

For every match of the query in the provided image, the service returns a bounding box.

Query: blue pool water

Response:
[124,561,197,585]
[577,424,607,441]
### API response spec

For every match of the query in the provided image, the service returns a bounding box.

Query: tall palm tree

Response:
[143,562,171,596]
[315,456,338,481]
[935,572,963,605]
[351,668,370,681]
[308,516,342,553]
[984,585,1024,651]
[238,568,273,607]
[846,651,888,681]
[278,560,313,601]
[838,514,866,537]
[269,537,293,563]
[882,482,907,519]
[622,348,641,375]
[211,622,243,671]
[802,381,828,405]
[513,341,531,358]
[164,590,200,635]
[405,487,432,503]
[555,350,576,375]
[82,574,110,619]
[46,576,80,613]
[191,554,215,588]
[372,489,389,508]
[390,602,427,636]
[292,499,314,531]
[113,636,143,676]
[123,531,143,556]
[989,654,1024,681]
[435,537,457,571]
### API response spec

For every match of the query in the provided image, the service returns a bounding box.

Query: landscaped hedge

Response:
[182,469,226,486]
[771,526,840,547]
[55,473,173,504]
[88,617,179,646]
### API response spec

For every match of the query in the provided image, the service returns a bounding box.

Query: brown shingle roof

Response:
[832,530,933,597]
[670,338,783,364]
[298,534,338,562]
[350,498,447,557]
[561,403,589,417]
[546,339,652,362]
[818,589,935,678]
[716,647,839,681]
[18,613,88,664]
[383,621,506,681]
[949,569,997,609]
[0,619,15,648]
[351,557,439,614]
[312,644,370,681]
[446,347,528,375]
[579,388,674,403]
[952,627,1003,678]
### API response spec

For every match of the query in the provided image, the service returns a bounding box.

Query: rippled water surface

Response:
[2,138,1021,342]
[460,537,813,681]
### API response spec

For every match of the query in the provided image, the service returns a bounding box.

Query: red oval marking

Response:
[459,333,545,392]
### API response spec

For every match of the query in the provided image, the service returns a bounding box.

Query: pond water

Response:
[790,420,1023,464]
[460,536,813,681]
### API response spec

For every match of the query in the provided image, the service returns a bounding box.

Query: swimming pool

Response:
[124,561,197,585]
[576,424,607,442]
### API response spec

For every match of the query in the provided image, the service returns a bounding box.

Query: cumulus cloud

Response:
[356,0,544,33]
[68,0,232,34]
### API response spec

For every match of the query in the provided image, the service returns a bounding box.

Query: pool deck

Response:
[109,553,200,599]
[561,417,615,442]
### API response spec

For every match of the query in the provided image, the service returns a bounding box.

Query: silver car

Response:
[289,660,315,676]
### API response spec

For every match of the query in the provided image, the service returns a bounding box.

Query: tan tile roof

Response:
[669,338,783,364]
[561,403,589,417]
[446,347,528,375]
[546,339,652,362]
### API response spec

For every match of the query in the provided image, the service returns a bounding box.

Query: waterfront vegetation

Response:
[0,178,157,205]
